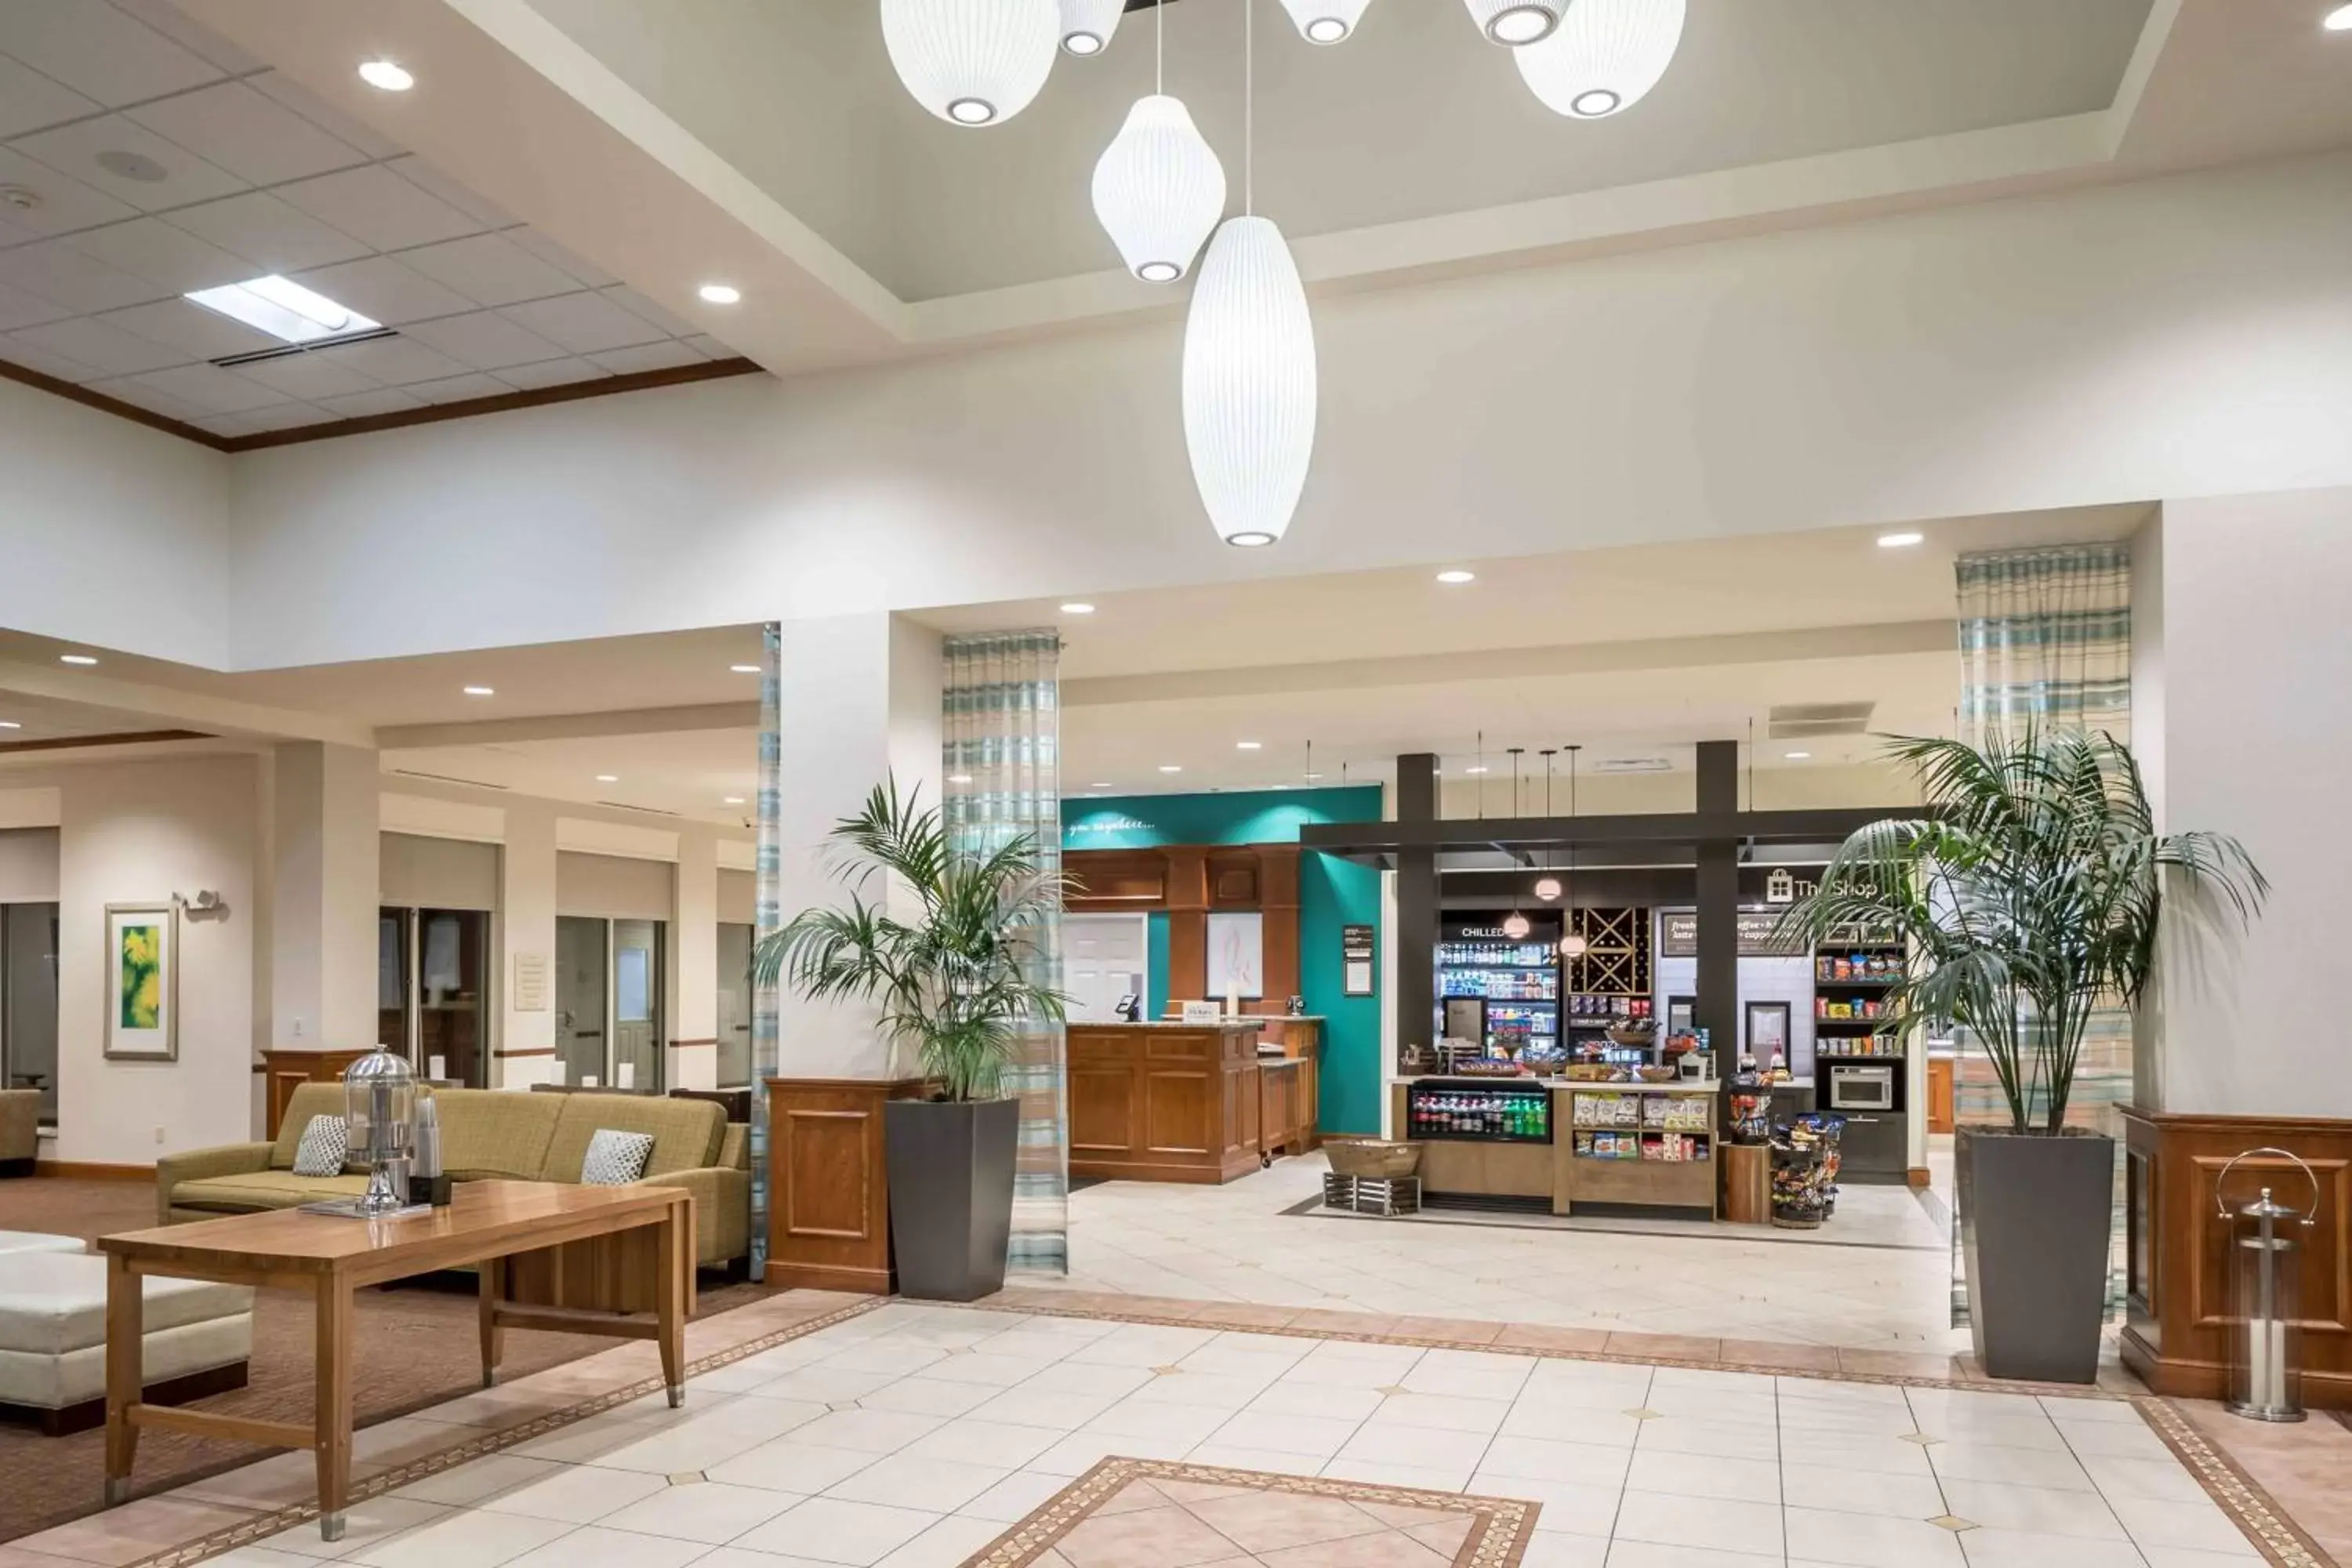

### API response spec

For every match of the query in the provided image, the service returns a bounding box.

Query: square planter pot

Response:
[1957,1127,2114,1384]
[884,1096,1019,1302]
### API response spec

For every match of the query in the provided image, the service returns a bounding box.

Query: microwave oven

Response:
[1828,1062,1898,1112]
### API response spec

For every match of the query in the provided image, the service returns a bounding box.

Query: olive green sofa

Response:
[155,1085,750,1269]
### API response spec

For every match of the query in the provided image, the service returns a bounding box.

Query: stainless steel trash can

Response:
[2216,1147,2319,1423]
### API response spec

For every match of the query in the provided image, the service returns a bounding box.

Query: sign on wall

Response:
[1341,923,1376,997]
[511,951,550,1011]
[1659,909,1807,957]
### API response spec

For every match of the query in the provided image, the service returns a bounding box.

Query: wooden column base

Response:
[765,1078,927,1294]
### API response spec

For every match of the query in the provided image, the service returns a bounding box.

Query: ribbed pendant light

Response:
[880,0,1059,126]
[1182,0,1316,549]
[1091,3,1225,282]
[1462,0,1565,45]
[1058,0,1124,56]
[1277,0,1371,45]
[1515,0,1687,118]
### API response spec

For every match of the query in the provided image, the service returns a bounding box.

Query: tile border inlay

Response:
[964,1457,1541,1568]
[2141,1398,2339,1568]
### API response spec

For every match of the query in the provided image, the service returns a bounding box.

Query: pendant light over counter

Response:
[1279,0,1371,45]
[1092,0,1224,284]
[882,0,1059,125]
[1516,0,1687,118]
[1462,0,1565,46]
[1058,0,1124,56]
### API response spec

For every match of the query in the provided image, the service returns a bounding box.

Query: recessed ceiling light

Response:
[729,664,760,674]
[1090,782,1114,789]
[723,796,746,805]
[1060,602,1096,615]
[358,59,414,91]
[2327,3,2352,29]
[1436,569,1475,585]
[1785,751,1812,760]
[1159,764,1183,774]
[463,684,495,696]
[186,276,379,345]
[1305,771,1323,780]
[1236,740,1262,750]
[0,721,20,730]
[947,773,974,784]
[1877,532,1925,548]
[698,283,741,305]
[595,774,619,782]
[1464,765,1489,775]
[59,654,97,666]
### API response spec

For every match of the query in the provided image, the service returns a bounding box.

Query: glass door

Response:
[716,921,753,1087]
[377,908,411,1053]
[1,903,60,1125]
[556,916,608,1087]
[612,918,664,1092]
[417,909,490,1086]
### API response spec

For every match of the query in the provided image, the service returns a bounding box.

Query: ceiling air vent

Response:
[1766,702,1875,741]
[210,329,399,368]
[1595,757,1672,774]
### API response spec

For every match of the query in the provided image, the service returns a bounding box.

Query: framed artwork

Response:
[104,901,180,1062]
[1205,911,1264,1000]
[1746,1000,1790,1058]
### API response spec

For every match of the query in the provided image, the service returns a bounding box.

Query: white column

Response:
[771,612,942,1078]
[499,800,557,1087]
[672,826,719,1091]
[268,742,378,1052]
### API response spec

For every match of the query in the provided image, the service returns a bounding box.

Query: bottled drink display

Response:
[1406,1084,1552,1142]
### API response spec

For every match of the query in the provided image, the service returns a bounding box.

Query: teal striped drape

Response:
[1954,542,2132,1319]
[942,630,1068,1273]
[749,621,782,1279]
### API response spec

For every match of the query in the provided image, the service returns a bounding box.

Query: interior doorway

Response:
[376,906,490,1085]
[555,914,666,1090]
[1,903,59,1125]
[717,921,753,1087]
[1064,913,1149,1022]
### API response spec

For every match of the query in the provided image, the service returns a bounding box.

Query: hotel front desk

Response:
[1069,1019,1321,1184]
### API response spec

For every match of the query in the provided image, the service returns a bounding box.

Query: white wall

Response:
[0,828,60,902]
[267,742,379,1052]
[2136,486,2352,1119]
[214,150,2352,670]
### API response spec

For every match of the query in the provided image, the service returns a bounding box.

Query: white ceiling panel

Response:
[11,314,189,376]
[319,335,474,387]
[0,238,165,314]
[126,80,368,187]
[125,361,285,414]
[79,373,206,420]
[406,372,514,405]
[0,53,97,139]
[0,334,95,382]
[64,216,252,294]
[385,156,517,230]
[600,285,697,339]
[505,228,618,290]
[395,310,568,372]
[99,296,278,360]
[0,277,69,332]
[289,255,474,326]
[316,387,424,419]
[230,350,383,402]
[245,72,405,162]
[492,356,609,391]
[274,165,481,252]
[681,335,731,361]
[0,0,223,106]
[104,0,266,74]
[164,190,370,274]
[0,145,139,236]
[499,291,664,354]
[11,114,247,212]
[192,402,314,437]
[397,232,581,308]
[589,339,706,376]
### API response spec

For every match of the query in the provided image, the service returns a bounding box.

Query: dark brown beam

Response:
[1300,805,1922,858]
[1395,753,1439,1072]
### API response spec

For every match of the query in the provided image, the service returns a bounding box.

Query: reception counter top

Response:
[1069,1022,1268,1185]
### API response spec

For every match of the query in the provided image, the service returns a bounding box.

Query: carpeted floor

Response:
[0,1177,771,1544]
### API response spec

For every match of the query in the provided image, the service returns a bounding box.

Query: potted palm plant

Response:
[754,781,1069,1301]
[1778,727,2263,1382]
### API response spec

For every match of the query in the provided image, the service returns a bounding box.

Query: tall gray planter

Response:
[884,1098,1018,1301]
[1956,1127,2114,1383]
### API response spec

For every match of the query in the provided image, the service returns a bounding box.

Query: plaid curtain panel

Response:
[942,629,1069,1274]
[750,621,783,1279]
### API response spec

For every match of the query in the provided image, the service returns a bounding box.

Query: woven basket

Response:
[1326,1140,1422,1179]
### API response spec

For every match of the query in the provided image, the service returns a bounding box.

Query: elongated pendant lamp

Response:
[1092,5,1224,282]
[881,0,1059,125]
[1463,0,1565,45]
[1278,0,1371,45]
[1058,0,1124,56]
[1515,0,1686,118]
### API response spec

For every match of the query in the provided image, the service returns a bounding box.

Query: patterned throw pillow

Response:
[291,1115,350,1178]
[581,1128,655,1185]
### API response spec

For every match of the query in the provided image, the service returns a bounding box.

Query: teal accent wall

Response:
[1065,786,1385,1134]
[1146,911,1170,1026]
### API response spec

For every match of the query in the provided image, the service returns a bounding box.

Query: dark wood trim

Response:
[34,1160,154,1180]
[3,351,764,454]
[670,1037,718,1047]
[1907,1167,1931,1189]
[493,1047,557,1058]
[0,729,210,755]
[1303,805,1929,858]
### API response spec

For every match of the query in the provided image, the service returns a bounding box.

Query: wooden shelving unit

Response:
[1559,1083,1717,1218]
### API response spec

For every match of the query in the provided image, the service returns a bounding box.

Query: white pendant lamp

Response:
[881,0,1059,126]
[1515,0,1686,118]
[1502,911,1533,942]
[1534,877,1562,901]
[1463,0,1565,45]
[1058,0,1123,56]
[1183,0,1316,549]
[1279,0,1371,45]
[1092,4,1225,283]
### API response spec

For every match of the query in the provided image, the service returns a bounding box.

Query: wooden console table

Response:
[99,1181,691,1538]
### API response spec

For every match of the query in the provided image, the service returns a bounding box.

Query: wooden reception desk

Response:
[1069,1022,1269,1184]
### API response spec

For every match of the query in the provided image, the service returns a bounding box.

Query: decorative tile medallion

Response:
[963,1457,1542,1567]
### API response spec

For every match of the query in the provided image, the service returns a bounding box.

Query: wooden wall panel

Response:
[1068,1024,1262,1183]
[764,1077,924,1294]
[261,1049,369,1137]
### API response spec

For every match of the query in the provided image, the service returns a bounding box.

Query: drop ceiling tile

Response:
[104,0,267,73]
[275,165,479,252]
[318,334,471,387]
[316,386,423,420]
[505,228,618,289]
[0,276,71,332]
[0,333,98,382]
[405,372,514,405]
[125,361,285,413]
[127,81,368,187]
[395,232,581,309]
[82,373,209,421]
[590,339,707,376]
[600,285,698,339]
[65,216,251,293]
[680,335,731,361]
[0,53,99,139]
[291,255,474,326]
[0,237,166,313]
[11,313,191,375]
[0,0,224,105]
[246,74,405,162]
[194,402,332,437]
[230,349,384,401]
[490,355,608,391]
[165,191,370,273]
[0,145,140,236]
[384,156,516,230]
[395,310,568,372]
[13,113,247,212]
[497,291,662,354]
[100,296,277,359]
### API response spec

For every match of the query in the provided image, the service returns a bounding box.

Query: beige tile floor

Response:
[10,1301,2266,1568]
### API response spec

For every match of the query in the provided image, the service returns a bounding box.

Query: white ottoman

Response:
[0,1250,253,1436]
[0,1232,87,1258]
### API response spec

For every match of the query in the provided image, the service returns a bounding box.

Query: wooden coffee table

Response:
[98,1180,691,1540]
